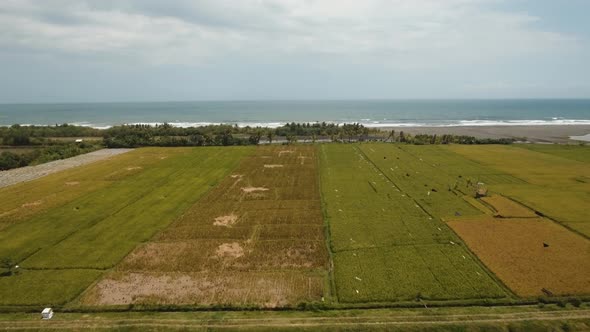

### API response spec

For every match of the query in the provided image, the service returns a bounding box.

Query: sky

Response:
[0,0,589,103]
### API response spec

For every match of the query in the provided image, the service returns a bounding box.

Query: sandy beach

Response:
[379,125,590,143]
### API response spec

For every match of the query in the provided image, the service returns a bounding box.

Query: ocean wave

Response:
[123,119,590,128]
[451,119,590,127]
[125,122,287,129]
[4,119,590,129]
[570,134,590,142]
[357,119,590,128]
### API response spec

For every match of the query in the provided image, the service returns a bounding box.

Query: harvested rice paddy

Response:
[448,216,590,297]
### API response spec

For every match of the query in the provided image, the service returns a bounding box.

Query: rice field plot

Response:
[0,270,102,306]
[84,271,324,307]
[21,147,250,269]
[0,147,250,306]
[321,144,506,303]
[333,244,504,303]
[447,145,590,237]
[358,144,485,219]
[490,185,590,237]
[446,145,590,187]
[84,146,328,308]
[518,144,590,163]
[398,145,526,186]
[0,148,173,229]
[448,216,590,297]
[481,195,538,218]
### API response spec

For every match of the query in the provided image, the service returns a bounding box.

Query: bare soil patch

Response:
[21,201,42,208]
[65,181,80,186]
[213,214,238,227]
[215,242,245,258]
[126,166,142,171]
[264,164,284,168]
[241,187,269,193]
[297,155,309,165]
[278,150,294,157]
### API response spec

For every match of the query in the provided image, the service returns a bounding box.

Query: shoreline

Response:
[3,122,590,143]
[378,125,590,143]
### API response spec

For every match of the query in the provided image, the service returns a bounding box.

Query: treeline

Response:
[0,124,102,145]
[104,124,245,147]
[0,143,101,171]
[103,123,374,148]
[384,130,515,145]
[1,123,515,150]
[1,122,377,148]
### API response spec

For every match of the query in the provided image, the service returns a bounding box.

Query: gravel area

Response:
[0,149,133,189]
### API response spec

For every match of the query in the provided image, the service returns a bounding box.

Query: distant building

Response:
[75,139,83,143]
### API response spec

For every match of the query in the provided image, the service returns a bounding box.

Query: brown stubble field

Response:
[448,216,590,297]
[83,145,328,307]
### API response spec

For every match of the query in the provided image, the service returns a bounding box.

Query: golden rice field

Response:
[448,216,590,297]
[480,195,538,218]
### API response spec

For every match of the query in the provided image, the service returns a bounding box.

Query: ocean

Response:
[1,99,590,129]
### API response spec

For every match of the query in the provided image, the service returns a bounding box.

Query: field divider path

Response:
[0,308,589,330]
[319,145,339,303]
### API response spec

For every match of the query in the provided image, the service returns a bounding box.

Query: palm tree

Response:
[266,130,275,144]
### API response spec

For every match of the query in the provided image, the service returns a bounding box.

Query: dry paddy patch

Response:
[264,164,284,168]
[86,146,328,307]
[83,272,323,307]
[448,216,590,297]
[216,242,245,258]
[213,214,238,227]
[241,187,269,193]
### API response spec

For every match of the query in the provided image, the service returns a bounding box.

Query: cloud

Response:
[0,0,578,66]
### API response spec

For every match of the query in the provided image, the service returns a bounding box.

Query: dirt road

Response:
[0,149,133,189]
[1,308,588,330]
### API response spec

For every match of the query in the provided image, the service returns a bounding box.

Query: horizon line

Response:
[2,97,590,105]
